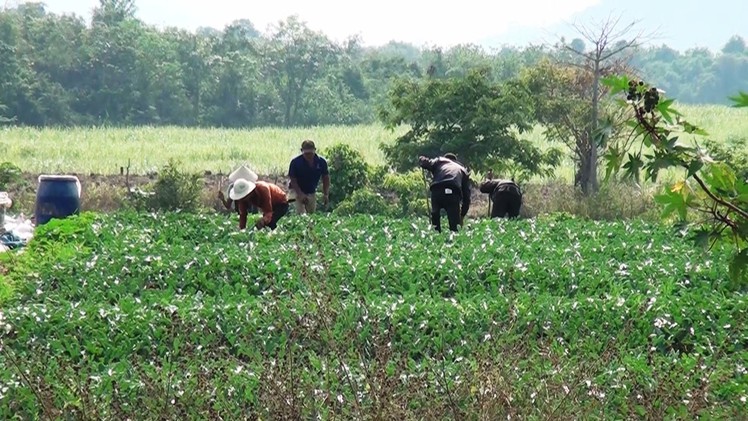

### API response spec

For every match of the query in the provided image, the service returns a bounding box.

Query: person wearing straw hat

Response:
[229,178,290,230]
[218,164,259,213]
[288,140,330,214]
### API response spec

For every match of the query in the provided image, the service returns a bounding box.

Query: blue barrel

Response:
[35,175,81,225]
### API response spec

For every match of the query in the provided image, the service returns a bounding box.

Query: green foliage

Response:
[263,16,341,126]
[378,67,562,175]
[729,91,748,107]
[0,213,745,418]
[367,164,389,185]
[0,4,746,127]
[134,159,202,212]
[381,169,429,216]
[521,58,629,192]
[332,188,392,216]
[0,162,22,190]
[322,143,370,206]
[603,75,748,288]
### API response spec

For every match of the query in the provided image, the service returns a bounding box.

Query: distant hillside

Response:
[482,0,748,53]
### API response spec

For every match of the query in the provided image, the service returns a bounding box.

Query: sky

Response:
[13,0,748,51]
[22,0,602,45]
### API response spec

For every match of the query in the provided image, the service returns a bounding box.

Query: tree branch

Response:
[631,101,748,221]
[692,173,748,220]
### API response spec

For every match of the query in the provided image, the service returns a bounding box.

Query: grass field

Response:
[1,104,746,180]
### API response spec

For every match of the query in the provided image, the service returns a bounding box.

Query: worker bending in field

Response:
[418,153,471,232]
[218,164,259,214]
[224,178,289,230]
[480,171,522,219]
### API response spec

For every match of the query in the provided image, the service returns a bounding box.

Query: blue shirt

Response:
[288,154,329,194]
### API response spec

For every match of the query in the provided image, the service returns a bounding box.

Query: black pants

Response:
[431,188,462,232]
[491,191,521,218]
[262,203,290,230]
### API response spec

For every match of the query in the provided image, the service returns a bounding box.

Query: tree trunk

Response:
[193,78,201,124]
[585,59,601,195]
[283,87,293,128]
[576,150,594,195]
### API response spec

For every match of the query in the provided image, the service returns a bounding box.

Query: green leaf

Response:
[686,159,704,178]
[682,120,709,136]
[603,147,623,182]
[704,163,737,193]
[693,229,711,249]
[601,75,630,94]
[735,179,748,203]
[728,249,748,289]
[656,99,678,125]
[622,153,643,181]
[728,91,748,108]
[654,182,689,221]
[642,132,653,148]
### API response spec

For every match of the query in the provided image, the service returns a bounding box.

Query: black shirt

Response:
[419,156,471,214]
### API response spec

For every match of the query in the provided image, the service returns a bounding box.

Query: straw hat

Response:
[228,165,258,183]
[224,165,258,197]
[229,178,256,200]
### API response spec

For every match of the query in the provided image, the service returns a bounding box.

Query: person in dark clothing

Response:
[480,175,522,219]
[418,153,471,232]
[288,140,330,214]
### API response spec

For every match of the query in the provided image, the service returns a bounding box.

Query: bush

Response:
[382,169,430,216]
[0,162,22,190]
[133,159,202,212]
[323,143,370,207]
[367,164,389,185]
[333,188,392,216]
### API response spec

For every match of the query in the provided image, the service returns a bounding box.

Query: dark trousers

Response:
[263,203,290,230]
[491,191,521,218]
[430,188,462,232]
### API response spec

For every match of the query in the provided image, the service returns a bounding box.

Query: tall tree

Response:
[722,35,746,54]
[553,15,650,194]
[0,12,21,123]
[263,16,339,127]
[379,67,562,177]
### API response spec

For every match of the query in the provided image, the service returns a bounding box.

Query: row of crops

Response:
[0,212,745,419]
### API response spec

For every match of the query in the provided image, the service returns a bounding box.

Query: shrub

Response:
[382,169,430,216]
[133,159,202,212]
[0,162,22,190]
[323,143,370,207]
[333,188,392,216]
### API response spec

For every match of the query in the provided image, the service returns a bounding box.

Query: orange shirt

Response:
[237,181,288,229]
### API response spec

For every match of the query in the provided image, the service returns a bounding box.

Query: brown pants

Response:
[295,193,317,214]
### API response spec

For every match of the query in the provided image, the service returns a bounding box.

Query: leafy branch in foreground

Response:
[603,75,748,288]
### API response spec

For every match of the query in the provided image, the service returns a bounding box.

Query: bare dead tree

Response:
[555,14,657,194]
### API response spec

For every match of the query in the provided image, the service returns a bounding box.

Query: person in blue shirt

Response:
[288,140,330,214]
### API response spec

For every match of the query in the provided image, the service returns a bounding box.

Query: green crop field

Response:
[2,104,746,181]
[0,212,745,418]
